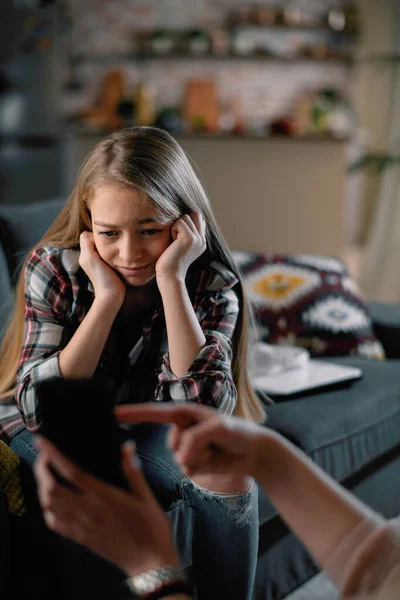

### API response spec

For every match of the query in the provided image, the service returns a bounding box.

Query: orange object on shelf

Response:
[135,82,155,126]
[293,92,314,136]
[182,79,219,132]
[80,69,125,131]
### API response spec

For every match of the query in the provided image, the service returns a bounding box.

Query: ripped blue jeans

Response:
[129,422,259,600]
[11,422,259,600]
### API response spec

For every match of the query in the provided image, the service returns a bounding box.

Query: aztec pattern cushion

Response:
[233,251,385,359]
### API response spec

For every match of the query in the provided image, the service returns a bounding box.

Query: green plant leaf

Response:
[360,53,400,65]
[348,153,400,174]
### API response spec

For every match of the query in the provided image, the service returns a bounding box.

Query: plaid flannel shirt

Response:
[0,245,239,443]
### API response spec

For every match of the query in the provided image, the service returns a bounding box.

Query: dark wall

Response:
[0,1,63,204]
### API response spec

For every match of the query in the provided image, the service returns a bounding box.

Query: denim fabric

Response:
[10,428,39,465]
[10,423,259,600]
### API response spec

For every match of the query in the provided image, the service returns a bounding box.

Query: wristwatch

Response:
[125,565,195,599]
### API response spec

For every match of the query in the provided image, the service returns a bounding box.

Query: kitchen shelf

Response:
[228,22,357,34]
[71,19,356,66]
[67,126,349,143]
[72,52,353,65]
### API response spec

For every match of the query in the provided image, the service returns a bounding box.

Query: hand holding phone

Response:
[36,376,129,490]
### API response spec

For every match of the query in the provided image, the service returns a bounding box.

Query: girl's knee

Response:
[136,451,186,508]
[183,476,257,528]
[188,474,254,495]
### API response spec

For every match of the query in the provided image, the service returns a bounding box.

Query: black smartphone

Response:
[36,376,129,490]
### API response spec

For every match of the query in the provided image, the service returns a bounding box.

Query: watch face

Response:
[125,566,189,596]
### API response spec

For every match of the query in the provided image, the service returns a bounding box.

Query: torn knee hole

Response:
[186,477,255,497]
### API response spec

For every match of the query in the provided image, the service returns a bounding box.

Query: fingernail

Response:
[34,435,45,451]
[124,441,142,468]
[44,510,55,527]
[134,455,142,469]
[124,440,136,452]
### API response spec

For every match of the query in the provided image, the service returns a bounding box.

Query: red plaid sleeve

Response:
[156,285,239,414]
[15,247,74,431]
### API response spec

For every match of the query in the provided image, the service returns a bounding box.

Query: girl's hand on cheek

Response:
[155,212,206,283]
[79,232,126,305]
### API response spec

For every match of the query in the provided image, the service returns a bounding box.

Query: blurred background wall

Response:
[0,0,398,297]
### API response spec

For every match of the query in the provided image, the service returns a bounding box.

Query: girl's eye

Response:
[99,231,118,237]
[141,229,163,236]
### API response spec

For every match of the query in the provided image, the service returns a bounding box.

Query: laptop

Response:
[252,359,363,398]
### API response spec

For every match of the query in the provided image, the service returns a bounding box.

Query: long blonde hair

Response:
[0,127,265,422]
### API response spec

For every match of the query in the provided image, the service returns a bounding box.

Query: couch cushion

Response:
[233,251,385,360]
[258,356,400,526]
[0,197,65,281]
[0,218,15,280]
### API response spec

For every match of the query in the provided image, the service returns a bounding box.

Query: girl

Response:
[0,127,266,599]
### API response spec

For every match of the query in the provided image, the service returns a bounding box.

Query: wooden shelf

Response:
[71,21,356,65]
[228,22,357,34]
[67,126,349,143]
[73,52,353,65]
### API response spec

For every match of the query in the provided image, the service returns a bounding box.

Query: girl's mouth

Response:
[119,265,150,274]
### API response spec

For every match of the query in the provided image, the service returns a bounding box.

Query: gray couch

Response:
[1,198,400,600]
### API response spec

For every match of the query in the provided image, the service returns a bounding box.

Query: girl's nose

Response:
[119,236,143,263]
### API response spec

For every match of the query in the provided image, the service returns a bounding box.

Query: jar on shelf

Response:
[231,30,256,56]
[186,30,211,56]
[210,28,231,57]
[250,7,277,26]
[282,8,303,27]
[151,30,174,55]
[135,82,155,126]
[327,9,346,32]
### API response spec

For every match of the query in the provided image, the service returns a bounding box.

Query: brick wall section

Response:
[63,0,352,124]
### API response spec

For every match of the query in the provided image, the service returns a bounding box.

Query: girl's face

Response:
[90,182,172,287]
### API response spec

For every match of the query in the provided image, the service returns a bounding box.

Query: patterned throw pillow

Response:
[233,251,385,359]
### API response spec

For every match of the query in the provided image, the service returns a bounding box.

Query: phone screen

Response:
[36,376,129,490]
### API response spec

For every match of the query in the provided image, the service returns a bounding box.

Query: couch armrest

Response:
[0,241,14,341]
[369,301,400,358]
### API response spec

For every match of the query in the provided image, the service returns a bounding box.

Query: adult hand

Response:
[79,231,125,304]
[34,437,180,577]
[155,213,206,282]
[115,403,266,479]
